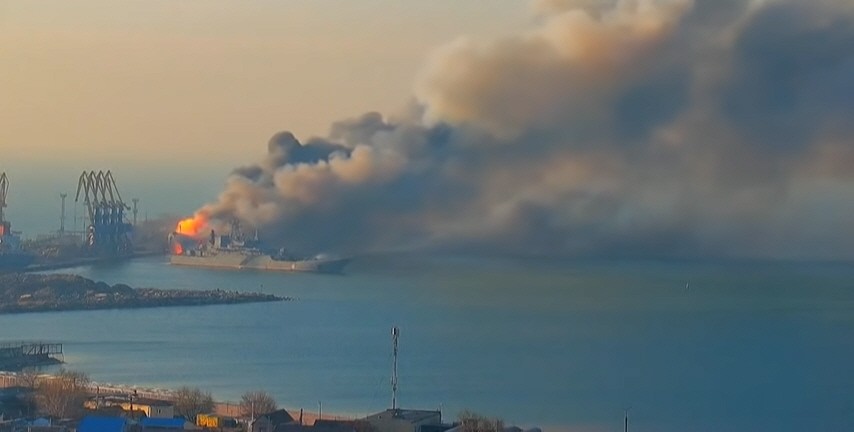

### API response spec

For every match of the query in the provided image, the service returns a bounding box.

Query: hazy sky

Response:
[0,0,526,233]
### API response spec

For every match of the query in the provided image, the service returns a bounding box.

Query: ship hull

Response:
[170,253,350,274]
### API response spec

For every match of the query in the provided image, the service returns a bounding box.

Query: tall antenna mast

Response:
[392,326,399,410]
[60,193,67,233]
[132,198,139,226]
[624,408,629,432]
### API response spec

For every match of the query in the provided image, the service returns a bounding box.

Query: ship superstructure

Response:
[168,220,349,273]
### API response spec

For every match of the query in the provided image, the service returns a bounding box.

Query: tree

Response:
[17,367,41,416]
[239,390,277,419]
[458,410,504,432]
[35,369,90,418]
[174,386,215,421]
[18,367,40,390]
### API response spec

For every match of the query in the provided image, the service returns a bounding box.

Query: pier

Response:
[0,342,63,371]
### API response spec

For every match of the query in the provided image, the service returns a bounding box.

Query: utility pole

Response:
[59,193,67,234]
[250,399,255,432]
[392,326,399,410]
[318,401,322,421]
[130,389,137,420]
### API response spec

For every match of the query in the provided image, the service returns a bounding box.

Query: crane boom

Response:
[0,172,8,223]
[73,170,133,256]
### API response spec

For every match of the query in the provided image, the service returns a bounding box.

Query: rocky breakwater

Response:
[0,273,286,314]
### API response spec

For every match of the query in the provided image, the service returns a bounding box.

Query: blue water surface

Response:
[1,255,852,432]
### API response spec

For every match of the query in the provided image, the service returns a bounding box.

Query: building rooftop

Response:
[89,395,173,407]
[78,416,127,432]
[259,409,296,426]
[131,397,173,407]
[367,409,441,424]
[140,417,187,429]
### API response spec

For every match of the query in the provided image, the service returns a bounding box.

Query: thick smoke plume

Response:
[197,0,854,260]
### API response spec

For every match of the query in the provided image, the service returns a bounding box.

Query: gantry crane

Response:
[0,172,8,225]
[74,170,133,255]
[0,172,9,239]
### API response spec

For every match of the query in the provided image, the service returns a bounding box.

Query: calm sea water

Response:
[1,255,852,432]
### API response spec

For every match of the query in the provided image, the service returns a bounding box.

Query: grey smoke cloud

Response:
[197,0,854,260]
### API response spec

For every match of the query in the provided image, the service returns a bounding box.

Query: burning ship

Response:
[168,217,349,274]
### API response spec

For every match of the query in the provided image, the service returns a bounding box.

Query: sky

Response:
[0,0,527,230]
[2,0,854,260]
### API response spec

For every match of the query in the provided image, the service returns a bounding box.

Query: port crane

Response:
[74,170,133,255]
[0,172,8,225]
[0,172,10,240]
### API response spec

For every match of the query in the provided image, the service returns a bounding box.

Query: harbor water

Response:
[1,254,852,432]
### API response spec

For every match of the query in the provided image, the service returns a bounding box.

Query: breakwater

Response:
[0,273,285,314]
[2,251,165,275]
[0,342,63,371]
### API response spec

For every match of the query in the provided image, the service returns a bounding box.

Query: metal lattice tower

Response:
[392,326,399,410]
[132,198,139,226]
[60,193,67,233]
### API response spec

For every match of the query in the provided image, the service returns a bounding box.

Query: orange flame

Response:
[176,214,208,237]
[173,242,184,255]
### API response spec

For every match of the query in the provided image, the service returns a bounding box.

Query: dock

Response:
[0,342,64,371]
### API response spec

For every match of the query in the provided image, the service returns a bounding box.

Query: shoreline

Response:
[0,273,286,315]
[0,372,357,424]
[11,251,164,274]
[0,295,286,315]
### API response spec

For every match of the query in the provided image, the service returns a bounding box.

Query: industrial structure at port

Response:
[74,170,134,256]
[169,220,350,274]
[0,173,36,269]
[0,169,139,271]
[0,342,63,371]
[1,168,345,273]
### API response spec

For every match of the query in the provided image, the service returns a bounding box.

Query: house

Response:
[312,420,361,432]
[365,410,442,432]
[9,418,69,432]
[417,425,455,432]
[442,424,540,432]
[196,414,237,429]
[275,420,364,432]
[118,398,174,419]
[140,417,195,432]
[77,416,128,432]
[251,410,295,432]
[85,396,174,419]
